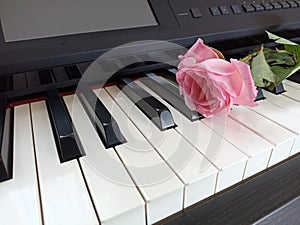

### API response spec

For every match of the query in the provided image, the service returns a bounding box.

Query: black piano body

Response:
[0,1,300,224]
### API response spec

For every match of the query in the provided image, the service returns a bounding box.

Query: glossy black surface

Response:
[118,78,176,131]
[267,82,286,95]
[141,72,203,121]
[255,87,265,101]
[46,89,83,162]
[288,72,300,84]
[0,100,13,182]
[2,0,300,75]
[77,84,126,148]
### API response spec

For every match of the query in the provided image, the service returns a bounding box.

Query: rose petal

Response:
[179,38,219,63]
[201,59,243,98]
[201,59,235,76]
[178,57,197,70]
[230,59,258,106]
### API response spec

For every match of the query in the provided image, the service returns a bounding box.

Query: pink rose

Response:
[178,38,219,63]
[176,38,258,117]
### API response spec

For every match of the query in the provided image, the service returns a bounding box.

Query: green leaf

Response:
[266,31,298,45]
[250,46,279,88]
[270,44,300,85]
[264,49,297,67]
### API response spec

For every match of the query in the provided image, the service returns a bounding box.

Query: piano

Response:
[1,0,300,224]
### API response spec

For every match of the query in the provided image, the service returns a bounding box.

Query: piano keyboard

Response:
[1,68,300,225]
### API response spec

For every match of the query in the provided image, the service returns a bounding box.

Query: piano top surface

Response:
[1,0,300,75]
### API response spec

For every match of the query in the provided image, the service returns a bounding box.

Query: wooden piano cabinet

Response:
[161,153,300,225]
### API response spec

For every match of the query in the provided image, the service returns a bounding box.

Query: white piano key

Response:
[105,86,218,209]
[138,79,273,178]
[96,89,184,224]
[135,81,248,191]
[63,94,145,225]
[263,90,300,156]
[30,101,98,225]
[282,80,300,102]
[202,116,273,178]
[248,99,300,156]
[229,107,296,166]
[0,104,42,225]
[283,79,300,90]
[263,90,300,116]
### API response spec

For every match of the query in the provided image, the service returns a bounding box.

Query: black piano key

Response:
[0,76,8,92]
[52,67,69,82]
[100,59,119,73]
[141,72,203,121]
[39,69,54,85]
[65,65,82,79]
[77,84,126,148]
[0,100,14,182]
[76,63,89,75]
[13,73,27,90]
[26,71,41,87]
[118,78,176,131]
[255,87,265,101]
[267,82,286,95]
[46,90,83,162]
[288,72,300,84]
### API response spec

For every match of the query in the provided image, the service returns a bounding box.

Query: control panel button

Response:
[279,1,290,8]
[262,2,274,10]
[219,6,230,15]
[231,4,242,14]
[190,8,202,18]
[270,2,282,9]
[242,4,255,12]
[252,3,264,11]
[287,0,298,7]
[294,0,300,6]
[210,6,221,16]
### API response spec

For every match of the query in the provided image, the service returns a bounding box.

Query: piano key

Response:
[52,67,69,82]
[262,90,300,156]
[287,73,300,84]
[26,71,41,87]
[138,78,273,178]
[229,107,296,166]
[0,101,13,182]
[282,80,300,103]
[106,85,219,208]
[65,65,82,79]
[13,72,27,89]
[77,62,90,75]
[39,69,54,84]
[0,104,42,225]
[135,82,249,191]
[267,82,285,95]
[97,88,184,224]
[30,101,98,225]
[46,90,83,162]
[77,84,125,148]
[263,90,300,116]
[0,76,7,92]
[202,116,273,178]
[283,79,300,90]
[63,94,146,225]
[248,99,300,156]
[140,72,203,121]
[118,78,176,131]
[256,87,265,101]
